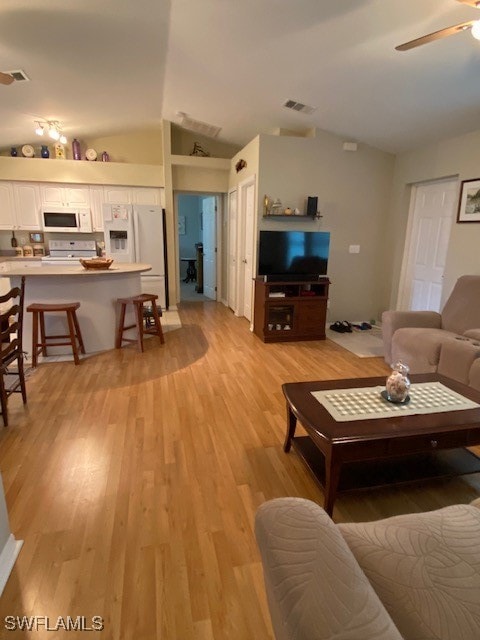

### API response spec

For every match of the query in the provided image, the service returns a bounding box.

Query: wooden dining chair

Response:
[0,277,27,427]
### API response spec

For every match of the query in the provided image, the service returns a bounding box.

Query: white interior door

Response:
[227,190,237,311]
[202,196,216,300]
[237,177,256,322]
[398,178,458,311]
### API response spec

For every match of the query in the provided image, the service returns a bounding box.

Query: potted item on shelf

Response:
[72,138,81,160]
[263,195,272,216]
[54,143,66,159]
[270,199,282,215]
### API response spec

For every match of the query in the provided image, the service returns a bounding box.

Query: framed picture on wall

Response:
[457,178,480,223]
[178,215,186,235]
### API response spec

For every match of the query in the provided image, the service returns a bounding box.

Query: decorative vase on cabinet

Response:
[72,138,81,160]
[41,145,49,158]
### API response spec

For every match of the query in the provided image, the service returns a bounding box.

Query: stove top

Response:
[43,239,97,261]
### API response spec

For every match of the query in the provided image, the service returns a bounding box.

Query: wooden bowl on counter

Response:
[79,257,114,270]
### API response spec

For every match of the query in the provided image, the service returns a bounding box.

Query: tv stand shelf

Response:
[253,277,330,343]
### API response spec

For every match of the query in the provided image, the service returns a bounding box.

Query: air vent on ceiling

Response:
[283,99,316,115]
[179,114,221,138]
[4,69,30,82]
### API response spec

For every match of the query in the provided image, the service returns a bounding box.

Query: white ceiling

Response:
[2,0,480,154]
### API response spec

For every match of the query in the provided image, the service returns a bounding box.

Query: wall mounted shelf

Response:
[0,156,164,188]
[262,214,319,220]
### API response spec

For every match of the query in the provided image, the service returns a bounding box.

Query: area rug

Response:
[33,310,183,364]
[326,324,384,358]
[161,309,182,333]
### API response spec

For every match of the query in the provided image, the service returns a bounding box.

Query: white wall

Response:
[386,128,480,311]
[0,475,10,554]
[228,137,260,192]
[0,473,23,597]
[256,131,395,322]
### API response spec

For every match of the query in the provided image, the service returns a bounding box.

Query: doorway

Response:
[397,177,458,312]
[176,192,220,303]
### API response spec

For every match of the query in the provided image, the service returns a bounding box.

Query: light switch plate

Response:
[349,244,360,254]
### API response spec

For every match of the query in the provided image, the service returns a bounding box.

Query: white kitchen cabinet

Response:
[40,183,90,208]
[12,183,41,230]
[89,186,104,231]
[1,180,164,233]
[0,183,39,230]
[0,184,15,230]
[103,186,163,206]
[103,186,132,204]
[131,188,162,205]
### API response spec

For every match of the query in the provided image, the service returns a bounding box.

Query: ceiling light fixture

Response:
[34,120,67,144]
[472,19,480,40]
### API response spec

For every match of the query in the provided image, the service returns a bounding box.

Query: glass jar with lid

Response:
[386,361,410,403]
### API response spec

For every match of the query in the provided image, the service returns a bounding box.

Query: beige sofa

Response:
[382,275,480,387]
[255,497,480,640]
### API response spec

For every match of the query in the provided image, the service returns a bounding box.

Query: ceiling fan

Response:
[396,0,480,51]
[0,72,14,85]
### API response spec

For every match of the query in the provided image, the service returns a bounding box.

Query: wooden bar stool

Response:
[116,293,164,352]
[26,302,85,367]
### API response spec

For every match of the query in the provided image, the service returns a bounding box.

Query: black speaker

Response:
[307,196,318,217]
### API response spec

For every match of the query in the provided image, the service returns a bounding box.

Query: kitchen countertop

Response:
[6,262,153,354]
[2,262,152,276]
[0,256,42,263]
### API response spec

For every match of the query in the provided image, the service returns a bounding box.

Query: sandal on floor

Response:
[330,321,345,333]
[341,321,352,333]
[360,322,372,330]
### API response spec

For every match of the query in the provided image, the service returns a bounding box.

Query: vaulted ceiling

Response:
[2,0,480,154]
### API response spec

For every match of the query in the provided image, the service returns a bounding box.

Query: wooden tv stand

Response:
[253,277,330,343]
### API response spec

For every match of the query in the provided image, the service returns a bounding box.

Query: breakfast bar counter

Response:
[4,263,152,356]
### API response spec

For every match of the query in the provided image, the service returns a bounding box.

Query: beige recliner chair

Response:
[382,275,480,376]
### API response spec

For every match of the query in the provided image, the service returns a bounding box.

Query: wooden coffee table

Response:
[283,373,480,516]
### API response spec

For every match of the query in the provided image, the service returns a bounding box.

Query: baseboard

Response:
[0,534,23,597]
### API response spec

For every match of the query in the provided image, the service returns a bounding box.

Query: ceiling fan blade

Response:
[0,71,14,85]
[396,20,475,51]
[457,1,480,7]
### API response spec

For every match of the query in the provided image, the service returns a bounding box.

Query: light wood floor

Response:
[1,301,479,639]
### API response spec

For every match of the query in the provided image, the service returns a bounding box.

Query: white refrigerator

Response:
[103,204,168,308]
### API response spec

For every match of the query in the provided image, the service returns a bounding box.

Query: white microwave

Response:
[41,207,92,233]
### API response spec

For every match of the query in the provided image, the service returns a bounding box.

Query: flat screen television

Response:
[258,230,330,280]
